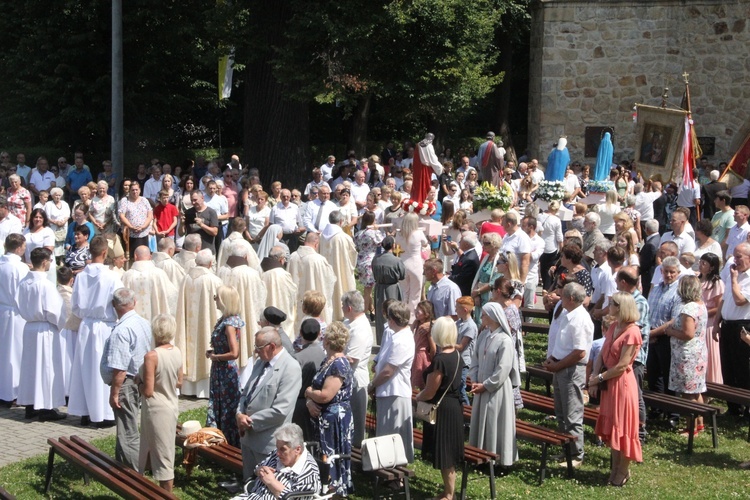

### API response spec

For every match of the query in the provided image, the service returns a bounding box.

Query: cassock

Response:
[261,267,298,337]
[222,264,267,367]
[217,232,262,273]
[173,249,198,273]
[175,266,222,397]
[288,246,337,332]
[152,251,186,290]
[122,260,178,320]
[0,253,29,402]
[319,224,357,321]
[68,263,124,422]
[57,283,81,396]
[371,251,406,344]
[16,271,66,410]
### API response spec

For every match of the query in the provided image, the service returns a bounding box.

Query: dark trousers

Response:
[128,236,149,260]
[281,232,300,253]
[646,336,672,395]
[633,362,646,427]
[720,320,750,413]
[540,251,559,290]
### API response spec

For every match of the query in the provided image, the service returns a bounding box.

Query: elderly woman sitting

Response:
[244,423,321,499]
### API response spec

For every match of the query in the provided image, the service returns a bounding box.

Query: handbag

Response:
[361,434,408,471]
[414,351,460,425]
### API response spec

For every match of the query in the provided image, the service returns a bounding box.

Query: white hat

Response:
[179,420,202,437]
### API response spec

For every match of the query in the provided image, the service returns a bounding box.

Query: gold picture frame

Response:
[634,105,687,182]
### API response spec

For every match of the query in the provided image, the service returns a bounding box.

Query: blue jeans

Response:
[459,366,470,406]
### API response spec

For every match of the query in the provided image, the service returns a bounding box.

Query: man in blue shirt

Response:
[66,157,93,202]
[646,257,681,399]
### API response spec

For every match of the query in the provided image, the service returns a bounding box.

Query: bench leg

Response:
[686,415,695,454]
[44,448,55,494]
[712,413,719,449]
[488,459,496,500]
[539,443,548,485]
[460,461,470,500]
[373,476,380,500]
[545,380,551,397]
[564,443,574,478]
[403,476,411,500]
[525,372,531,392]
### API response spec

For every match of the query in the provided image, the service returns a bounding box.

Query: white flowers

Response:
[537,180,566,201]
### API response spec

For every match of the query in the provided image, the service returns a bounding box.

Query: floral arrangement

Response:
[536,180,566,201]
[588,180,616,193]
[473,182,513,212]
[401,199,436,216]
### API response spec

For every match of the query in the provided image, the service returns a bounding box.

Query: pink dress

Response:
[411,321,433,389]
[702,279,724,384]
[595,323,643,462]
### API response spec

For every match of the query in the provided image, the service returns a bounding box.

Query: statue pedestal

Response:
[578,192,606,205]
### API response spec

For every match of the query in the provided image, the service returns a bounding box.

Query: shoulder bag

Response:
[414,351,460,425]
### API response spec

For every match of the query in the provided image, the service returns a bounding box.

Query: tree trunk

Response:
[243,63,310,188]
[495,37,517,165]
[345,94,371,156]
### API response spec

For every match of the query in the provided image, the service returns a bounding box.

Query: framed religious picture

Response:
[634,105,687,182]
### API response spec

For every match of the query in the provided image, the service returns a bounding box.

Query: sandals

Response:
[609,472,631,487]
[679,424,705,437]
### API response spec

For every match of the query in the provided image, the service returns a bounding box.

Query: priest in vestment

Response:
[173,233,201,272]
[68,236,124,424]
[152,237,186,290]
[121,246,178,320]
[217,218,261,273]
[106,241,126,279]
[0,234,29,404]
[477,131,505,186]
[288,232,336,332]
[175,249,222,397]
[260,246,297,336]
[221,243,266,368]
[319,211,357,321]
[56,265,80,397]
[16,248,66,420]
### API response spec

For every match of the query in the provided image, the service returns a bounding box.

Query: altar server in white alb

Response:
[16,248,67,420]
[0,234,29,405]
[68,236,124,426]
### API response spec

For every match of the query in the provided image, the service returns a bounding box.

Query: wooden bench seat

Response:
[521,307,550,320]
[520,390,600,428]
[524,364,554,395]
[0,486,15,500]
[704,382,750,441]
[45,435,177,499]
[642,390,719,453]
[522,322,551,335]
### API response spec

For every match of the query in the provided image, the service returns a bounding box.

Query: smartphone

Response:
[445,235,452,242]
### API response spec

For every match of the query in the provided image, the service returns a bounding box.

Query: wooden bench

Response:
[704,382,750,441]
[520,390,600,428]
[0,486,15,500]
[45,435,177,499]
[350,444,413,500]
[524,364,554,395]
[523,322,551,335]
[521,307,550,320]
[642,391,719,453]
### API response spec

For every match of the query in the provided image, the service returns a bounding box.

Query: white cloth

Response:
[720,268,750,320]
[246,205,271,240]
[16,271,66,409]
[262,267,298,335]
[537,213,563,254]
[527,233,545,285]
[0,253,29,401]
[173,249,198,273]
[0,214,23,253]
[731,179,750,199]
[660,231,696,255]
[57,284,79,396]
[726,222,750,258]
[350,182,370,204]
[500,228,532,260]
[269,202,300,234]
[597,203,621,235]
[547,304,594,363]
[302,200,337,233]
[693,241,724,271]
[287,246,337,331]
[205,194,229,227]
[375,326,414,398]
[635,191,661,221]
[151,251,187,290]
[345,314,373,388]
[222,264,266,368]
[143,178,163,203]
[121,260,178,321]
[67,263,123,422]
[319,229,358,321]
[29,170,56,193]
[677,180,700,208]
[216,232,261,273]
[590,261,611,304]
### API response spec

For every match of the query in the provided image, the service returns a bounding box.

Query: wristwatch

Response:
[597,373,604,384]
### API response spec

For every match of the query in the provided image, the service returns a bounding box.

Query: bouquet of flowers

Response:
[401,199,436,216]
[536,180,566,201]
[587,180,616,193]
[474,182,513,212]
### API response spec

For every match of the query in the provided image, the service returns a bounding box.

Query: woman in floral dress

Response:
[304,322,354,497]
[89,181,118,235]
[354,211,383,318]
[492,278,526,409]
[206,286,245,447]
[666,275,708,436]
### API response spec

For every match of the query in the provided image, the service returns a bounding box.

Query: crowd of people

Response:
[0,143,749,497]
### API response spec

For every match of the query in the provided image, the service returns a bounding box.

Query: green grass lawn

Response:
[3,332,750,498]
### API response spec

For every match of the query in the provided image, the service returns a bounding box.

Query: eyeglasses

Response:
[254,342,271,351]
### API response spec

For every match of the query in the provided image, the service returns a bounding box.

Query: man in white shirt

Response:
[401,146,415,169]
[500,212,532,283]
[303,168,329,198]
[270,189,304,252]
[28,157,56,199]
[226,154,242,171]
[563,168,582,201]
[677,171,701,225]
[342,291,373,448]
[522,215,545,307]
[529,159,545,185]
[726,205,750,259]
[0,197,23,252]
[349,170,370,210]
[543,282,593,466]
[650,241,693,288]
[319,156,336,182]
[301,186,336,233]
[731,178,750,207]
[660,207,696,255]
[143,166,163,206]
[715,243,750,414]
[634,183,662,225]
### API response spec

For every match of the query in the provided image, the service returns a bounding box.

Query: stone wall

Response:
[528,0,750,167]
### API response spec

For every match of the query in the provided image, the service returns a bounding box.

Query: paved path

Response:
[0,397,207,468]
